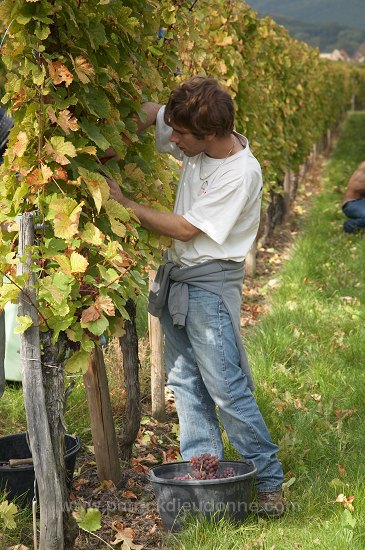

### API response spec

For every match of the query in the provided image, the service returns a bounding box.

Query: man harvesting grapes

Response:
[106,76,285,517]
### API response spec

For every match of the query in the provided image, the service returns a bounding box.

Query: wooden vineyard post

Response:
[83,345,121,484]
[245,240,257,278]
[0,311,5,399]
[148,270,166,421]
[283,169,292,218]
[326,128,332,153]
[119,299,142,460]
[18,213,64,550]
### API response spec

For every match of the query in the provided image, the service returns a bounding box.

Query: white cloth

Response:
[156,106,263,266]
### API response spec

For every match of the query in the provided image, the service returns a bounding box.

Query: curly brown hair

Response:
[164,76,234,139]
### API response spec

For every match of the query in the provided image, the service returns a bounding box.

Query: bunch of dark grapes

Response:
[190,453,219,479]
[173,454,236,480]
[222,467,235,478]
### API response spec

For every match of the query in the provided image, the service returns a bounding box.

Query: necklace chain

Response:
[199,137,235,181]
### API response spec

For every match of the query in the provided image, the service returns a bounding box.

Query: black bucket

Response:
[149,460,256,531]
[0,432,80,507]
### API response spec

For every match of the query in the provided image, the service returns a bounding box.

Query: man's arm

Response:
[136,102,162,131]
[108,178,201,242]
[343,161,365,202]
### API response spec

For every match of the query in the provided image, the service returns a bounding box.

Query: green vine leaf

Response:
[73,507,101,532]
[65,350,90,374]
[104,199,130,238]
[0,500,18,530]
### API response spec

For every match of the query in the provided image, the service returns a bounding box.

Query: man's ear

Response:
[205,132,216,142]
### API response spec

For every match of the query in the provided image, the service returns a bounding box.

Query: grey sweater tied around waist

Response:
[148,259,255,391]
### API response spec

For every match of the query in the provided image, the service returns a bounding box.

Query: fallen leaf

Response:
[337,463,347,478]
[294,398,307,411]
[130,459,149,474]
[335,409,357,420]
[111,522,144,548]
[141,453,159,464]
[72,478,90,490]
[93,479,116,494]
[336,493,355,512]
[73,507,101,532]
[121,490,138,500]
[111,521,144,548]
[310,393,321,402]
[163,448,182,462]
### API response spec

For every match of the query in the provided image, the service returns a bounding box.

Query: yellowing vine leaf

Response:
[0,284,21,306]
[45,136,77,165]
[81,305,101,324]
[48,60,73,87]
[54,166,68,181]
[13,131,28,157]
[95,295,115,316]
[47,197,83,239]
[70,251,89,273]
[78,167,110,213]
[76,145,97,155]
[0,500,18,530]
[80,222,104,246]
[48,106,78,135]
[52,255,72,274]
[14,315,33,334]
[124,163,146,186]
[26,165,53,190]
[73,55,95,84]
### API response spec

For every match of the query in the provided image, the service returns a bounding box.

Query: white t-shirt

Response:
[156,106,262,266]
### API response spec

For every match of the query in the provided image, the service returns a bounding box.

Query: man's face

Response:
[169,124,213,157]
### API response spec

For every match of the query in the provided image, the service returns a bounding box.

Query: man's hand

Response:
[105,177,200,242]
[107,178,129,207]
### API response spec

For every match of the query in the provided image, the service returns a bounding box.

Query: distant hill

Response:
[247,0,365,56]
[246,0,365,30]
[269,16,365,57]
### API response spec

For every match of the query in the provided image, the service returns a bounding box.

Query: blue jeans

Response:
[342,199,365,233]
[161,286,284,492]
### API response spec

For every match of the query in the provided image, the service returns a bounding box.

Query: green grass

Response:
[169,112,365,549]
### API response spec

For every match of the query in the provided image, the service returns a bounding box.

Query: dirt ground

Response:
[72,155,328,550]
